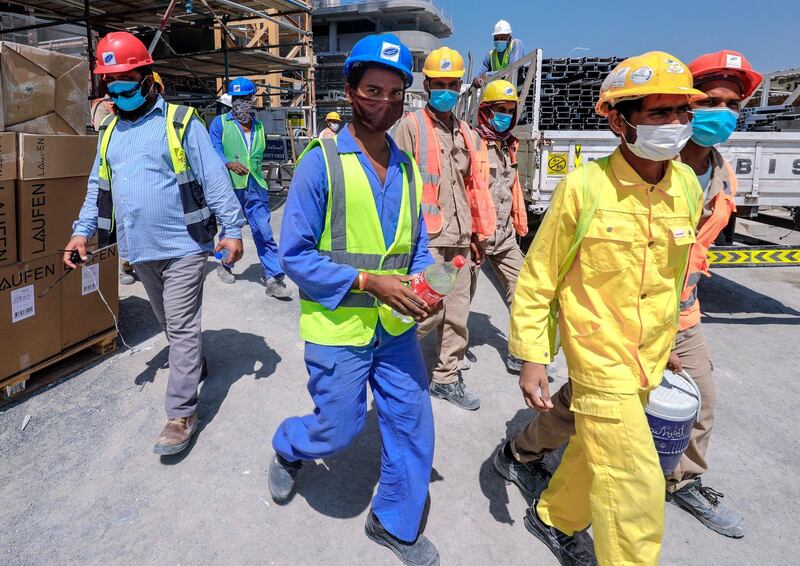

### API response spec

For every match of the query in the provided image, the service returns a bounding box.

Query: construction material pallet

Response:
[1,329,117,407]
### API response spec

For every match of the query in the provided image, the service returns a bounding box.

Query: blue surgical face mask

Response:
[107,79,149,112]
[494,40,508,53]
[428,89,459,113]
[490,111,513,132]
[690,107,739,147]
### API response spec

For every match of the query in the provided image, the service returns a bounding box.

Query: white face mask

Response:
[329,122,340,132]
[622,119,693,162]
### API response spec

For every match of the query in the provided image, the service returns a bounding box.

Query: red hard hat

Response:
[94,32,153,75]
[688,50,763,99]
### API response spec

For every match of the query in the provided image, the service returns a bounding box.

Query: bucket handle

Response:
[674,370,702,425]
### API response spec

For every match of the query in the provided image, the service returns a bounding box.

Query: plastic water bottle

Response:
[411,255,467,306]
[214,248,232,266]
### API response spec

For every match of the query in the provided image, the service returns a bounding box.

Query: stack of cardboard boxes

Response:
[0,41,119,390]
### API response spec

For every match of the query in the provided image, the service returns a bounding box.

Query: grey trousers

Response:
[135,253,208,418]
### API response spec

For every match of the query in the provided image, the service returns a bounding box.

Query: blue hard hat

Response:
[343,34,413,87]
[228,77,256,96]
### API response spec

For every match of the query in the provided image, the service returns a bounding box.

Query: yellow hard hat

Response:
[423,47,465,79]
[325,111,342,122]
[595,51,706,117]
[152,72,164,91]
[482,80,519,103]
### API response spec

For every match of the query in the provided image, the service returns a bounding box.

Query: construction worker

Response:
[394,47,496,411]
[471,79,528,373]
[267,34,441,565]
[493,50,762,543]
[498,52,705,565]
[117,72,167,287]
[319,111,343,139]
[209,77,291,299]
[473,20,525,87]
[65,32,246,456]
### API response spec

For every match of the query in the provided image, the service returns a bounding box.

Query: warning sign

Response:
[547,153,568,175]
[707,246,800,267]
[574,145,582,168]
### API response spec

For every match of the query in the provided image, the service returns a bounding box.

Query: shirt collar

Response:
[608,147,682,197]
[335,124,411,165]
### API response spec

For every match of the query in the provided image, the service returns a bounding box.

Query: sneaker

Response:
[216,263,235,284]
[524,504,598,566]
[119,270,136,285]
[268,453,303,503]
[153,413,199,456]
[266,276,293,299]
[506,354,523,374]
[364,510,439,566]
[429,380,480,411]
[668,478,746,538]
[493,441,552,498]
[461,350,476,371]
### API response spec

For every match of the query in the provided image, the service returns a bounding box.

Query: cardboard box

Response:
[0,41,89,135]
[61,244,118,349]
[0,180,16,267]
[0,254,62,380]
[16,175,88,262]
[17,133,97,180]
[0,132,16,180]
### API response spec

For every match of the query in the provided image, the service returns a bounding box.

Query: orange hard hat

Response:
[94,32,153,75]
[688,50,762,99]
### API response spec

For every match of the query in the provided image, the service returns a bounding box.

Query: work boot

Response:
[364,510,440,566]
[153,413,199,456]
[268,453,303,503]
[119,269,136,286]
[506,354,523,374]
[524,504,598,566]
[668,478,746,538]
[266,276,292,299]
[429,380,480,411]
[216,263,235,284]
[493,441,552,498]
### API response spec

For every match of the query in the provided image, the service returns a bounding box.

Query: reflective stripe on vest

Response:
[409,108,496,239]
[678,158,737,331]
[295,136,423,346]
[95,103,217,247]
[221,114,267,189]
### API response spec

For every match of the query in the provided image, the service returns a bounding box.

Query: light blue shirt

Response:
[279,125,434,311]
[73,97,245,263]
[481,38,525,76]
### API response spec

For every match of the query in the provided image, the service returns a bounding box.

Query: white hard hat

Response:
[493,20,512,36]
[219,93,232,107]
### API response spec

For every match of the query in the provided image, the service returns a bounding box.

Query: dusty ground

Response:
[2,209,799,566]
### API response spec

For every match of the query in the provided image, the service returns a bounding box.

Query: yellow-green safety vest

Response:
[96,103,217,247]
[490,40,515,72]
[221,113,267,189]
[298,136,424,346]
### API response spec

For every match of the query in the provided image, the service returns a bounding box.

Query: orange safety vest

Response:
[679,159,737,331]
[475,137,528,237]
[409,108,497,240]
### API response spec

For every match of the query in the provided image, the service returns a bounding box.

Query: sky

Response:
[434,0,796,75]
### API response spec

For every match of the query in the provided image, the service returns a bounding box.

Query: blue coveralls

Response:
[209,112,284,280]
[274,126,435,542]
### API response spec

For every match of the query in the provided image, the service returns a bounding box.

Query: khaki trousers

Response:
[511,325,715,491]
[417,246,471,385]
[470,242,525,306]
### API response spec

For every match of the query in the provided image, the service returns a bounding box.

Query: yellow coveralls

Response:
[509,148,702,565]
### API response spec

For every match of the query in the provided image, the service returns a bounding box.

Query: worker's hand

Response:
[666,350,683,373]
[519,362,553,411]
[472,75,485,88]
[364,274,428,322]
[226,162,249,176]
[470,234,485,267]
[215,238,244,265]
[63,236,89,269]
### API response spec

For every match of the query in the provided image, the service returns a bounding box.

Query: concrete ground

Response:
[2,209,799,566]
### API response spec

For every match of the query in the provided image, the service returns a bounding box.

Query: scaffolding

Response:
[0,0,316,122]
